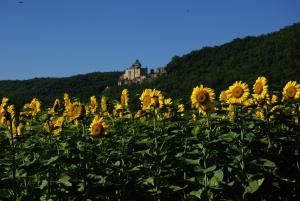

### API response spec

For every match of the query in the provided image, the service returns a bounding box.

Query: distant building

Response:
[118,60,166,86]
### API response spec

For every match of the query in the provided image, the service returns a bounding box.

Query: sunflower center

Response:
[92,124,103,135]
[286,86,296,98]
[232,86,244,98]
[196,92,209,104]
[143,95,151,106]
[254,82,263,94]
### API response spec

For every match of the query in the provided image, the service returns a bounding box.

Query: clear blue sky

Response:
[1,0,300,80]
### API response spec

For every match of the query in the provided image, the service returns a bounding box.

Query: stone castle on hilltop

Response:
[118,60,166,86]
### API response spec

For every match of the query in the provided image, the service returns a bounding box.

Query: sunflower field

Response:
[0,77,299,201]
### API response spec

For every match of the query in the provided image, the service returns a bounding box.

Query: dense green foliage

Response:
[0,72,121,108]
[0,96,299,200]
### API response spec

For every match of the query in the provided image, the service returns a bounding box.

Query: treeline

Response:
[0,72,121,108]
[104,22,300,108]
[1,22,300,109]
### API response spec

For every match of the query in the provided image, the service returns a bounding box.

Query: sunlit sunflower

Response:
[7,105,16,119]
[253,76,268,100]
[140,89,153,110]
[48,99,61,115]
[191,85,215,115]
[24,98,41,116]
[227,81,249,104]
[101,96,108,112]
[90,96,98,113]
[164,98,172,106]
[255,110,265,121]
[120,89,129,108]
[64,93,71,108]
[52,116,64,136]
[177,104,185,113]
[151,89,164,109]
[282,81,300,101]
[89,115,108,137]
[1,97,9,107]
[219,91,228,103]
[65,102,83,122]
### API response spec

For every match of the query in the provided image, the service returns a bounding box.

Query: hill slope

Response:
[0,72,121,107]
[105,22,300,105]
[1,22,300,108]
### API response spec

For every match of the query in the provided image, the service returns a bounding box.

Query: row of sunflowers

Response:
[0,76,299,200]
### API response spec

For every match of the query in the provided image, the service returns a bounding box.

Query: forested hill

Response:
[1,22,300,108]
[0,72,121,107]
[104,22,300,104]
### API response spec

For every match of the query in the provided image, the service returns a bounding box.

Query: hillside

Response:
[1,22,300,108]
[104,22,300,106]
[0,72,121,107]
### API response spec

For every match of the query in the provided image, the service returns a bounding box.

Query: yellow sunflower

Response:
[140,89,153,110]
[227,81,249,104]
[120,89,129,108]
[101,96,108,112]
[65,101,83,122]
[63,93,71,108]
[191,85,215,115]
[282,81,300,101]
[89,115,108,137]
[90,96,98,113]
[151,89,164,109]
[48,99,61,115]
[219,90,228,103]
[164,98,172,106]
[177,104,185,113]
[52,116,64,136]
[24,98,41,116]
[253,76,268,100]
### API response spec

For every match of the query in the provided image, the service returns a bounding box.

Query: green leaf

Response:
[43,156,59,166]
[259,159,276,168]
[190,188,204,199]
[203,165,216,174]
[143,177,155,186]
[209,170,223,187]
[58,174,72,187]
[169,185,184,192]
[244,178,264,195]
[185,158,200,165]
[40,179,48,189]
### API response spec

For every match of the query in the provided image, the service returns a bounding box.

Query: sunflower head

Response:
[253,76,268,100]
[177,104,185,113]
[282,81,300,101]
[101,96,108,112]
[121,89,129,108]
[140,89,153,110]
[151,89,164,109]
[89,115,108,137]
[227,81,249,104]
[24,98,41,116]
[65,101,83,122]
[64,93,71,108]
[48,99,61,115]
[90,96,98,113]
[191,85,215,115]
[219,91,228,103]
[164,98,172,106]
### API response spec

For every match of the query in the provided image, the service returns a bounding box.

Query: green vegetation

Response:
[0,72,121,108]
[1,23,300,108]
[0,84,299,200]
[105,22,300,107]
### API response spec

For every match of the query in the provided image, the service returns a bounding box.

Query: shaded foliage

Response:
[0,72,121,108]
